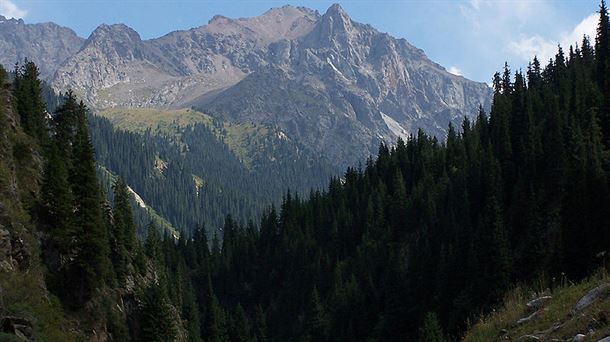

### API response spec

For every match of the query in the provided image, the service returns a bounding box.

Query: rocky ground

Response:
[464,270,610,341]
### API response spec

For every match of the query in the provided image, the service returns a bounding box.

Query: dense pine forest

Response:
[1,1,610,342]
[154,4,610,341]
[88,113,334,234]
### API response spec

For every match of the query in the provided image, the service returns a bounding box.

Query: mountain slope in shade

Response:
[0,15,84,80]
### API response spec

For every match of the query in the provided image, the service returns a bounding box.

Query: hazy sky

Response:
[0,0,599,83]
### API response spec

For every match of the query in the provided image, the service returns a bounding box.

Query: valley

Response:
[0,1,608,341]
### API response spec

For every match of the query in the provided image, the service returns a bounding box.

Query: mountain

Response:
[0,4,491,168]
[199,4,491,165]
[1,2,610,342]
[0,15,84,80]
[52,6,321,108]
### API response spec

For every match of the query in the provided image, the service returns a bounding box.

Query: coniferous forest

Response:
[151,6,610,340]
[88,113,335,234]
[1,1,610,342]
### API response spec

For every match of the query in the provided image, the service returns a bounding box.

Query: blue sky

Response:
[0,0,599,83]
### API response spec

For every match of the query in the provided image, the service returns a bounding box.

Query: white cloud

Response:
[461,0,549,29]
[0,0,26,19]
[508,35,558,63]
[508,13,597,63]
[564,13,597,49]
[448,66,463,76]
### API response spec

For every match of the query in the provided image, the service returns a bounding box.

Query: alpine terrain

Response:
[1,1,608,342]
[1,4,491,168]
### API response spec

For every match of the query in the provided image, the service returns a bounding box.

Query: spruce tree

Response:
[69,100,111,302]
[418,312,444,342]
[596,0,610,145]
[204,274,227,342]
[253,305,268,342]
[13,60,48,145]
[53,91,79,157]
[140,283,178,342]
[111,178,136,283]
[305,287,328,341]
[113,178,137,250]
[41,141,75,254]
[230,303,253,342]
[145,221,163,266]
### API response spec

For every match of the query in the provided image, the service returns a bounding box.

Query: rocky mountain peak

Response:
[261,5,319,19]
[0,15,24,24]
[82,23,145,61]
[203,5,319,45]
[88,24,141,44]
[325,3,349,19]
[320,3,353,34]
[301,3,359,51]
[0,17,83,79]
[208,14,232,25]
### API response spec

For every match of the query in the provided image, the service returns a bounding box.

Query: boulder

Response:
[0,316,34,341]
[597,337,610,342]
[0,227,11,259]
[517,310,539,325]
[573,284,610,312]
[0,260,13,272]
[0,228,15,272]
[573,334,586,342]
[11,236,30,270]
[526,296,552,310]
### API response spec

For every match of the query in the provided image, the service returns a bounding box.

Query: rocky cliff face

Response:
[0,15,84,80]
[199,4,491,165]
[0,4,491,167]
[53,6,320,107]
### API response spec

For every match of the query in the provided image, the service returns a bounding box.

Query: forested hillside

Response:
[150,4,610,341]
[89,109,335,233]
[0,61,190,340]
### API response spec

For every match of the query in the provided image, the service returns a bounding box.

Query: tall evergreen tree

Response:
[41,141,75,254]
[596,0,610,145]
[139,283,178,342]
[203,274,227,342]
[418,312,444,342]
[145,221,164,266]
[69,100,111,302]
[13,60,48,145]
[111,178,137,283]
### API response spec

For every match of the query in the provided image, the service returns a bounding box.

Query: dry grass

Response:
[96,107,273,167]
[463,270,610,341]
[96,107,212,135]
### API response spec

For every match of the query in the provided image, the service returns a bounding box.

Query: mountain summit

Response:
[0,4,491,167]
[0,16,83,79]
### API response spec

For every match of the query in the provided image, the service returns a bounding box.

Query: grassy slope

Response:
[96,108,213,134]
[96,107,271,167]
[464,270,610,341]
